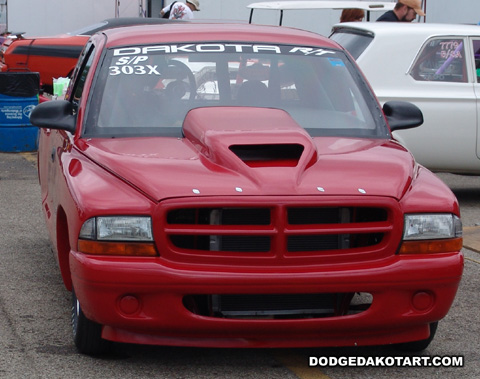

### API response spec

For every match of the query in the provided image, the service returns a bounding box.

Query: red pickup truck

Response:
[30,21,463,355]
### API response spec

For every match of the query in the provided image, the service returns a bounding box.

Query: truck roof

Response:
[100,22,341,50]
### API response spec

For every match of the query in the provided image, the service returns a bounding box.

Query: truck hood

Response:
[79,107,415,201]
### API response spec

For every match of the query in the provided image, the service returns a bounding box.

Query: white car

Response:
[330,22,480,175]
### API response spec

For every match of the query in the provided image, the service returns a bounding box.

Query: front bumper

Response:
[70,251,463,348]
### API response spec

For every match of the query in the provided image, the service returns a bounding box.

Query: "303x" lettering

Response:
[109,65,161,76]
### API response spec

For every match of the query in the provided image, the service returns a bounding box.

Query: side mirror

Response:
[383,101,423,132]
[30,100,76,133]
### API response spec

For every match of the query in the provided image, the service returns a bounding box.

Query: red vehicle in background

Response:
[0,18,169,93]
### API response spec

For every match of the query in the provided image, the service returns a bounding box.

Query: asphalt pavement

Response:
[0,152,479,379]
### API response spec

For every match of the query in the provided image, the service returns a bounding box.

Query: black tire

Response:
[71,287,110,355]
[395,321,438,352]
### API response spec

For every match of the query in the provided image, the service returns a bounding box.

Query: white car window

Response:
[472,39,480,83]
[410,38,467,83]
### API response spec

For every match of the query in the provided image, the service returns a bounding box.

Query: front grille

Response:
[158,197,400,264]
[167,206,388,252]
[212,293,337,316]
[183,292,373,319]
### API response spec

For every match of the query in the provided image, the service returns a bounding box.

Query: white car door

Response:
[471,38,480,163]
[390,36,479,174]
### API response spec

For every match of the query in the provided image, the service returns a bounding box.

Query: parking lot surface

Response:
[0,152,478,378]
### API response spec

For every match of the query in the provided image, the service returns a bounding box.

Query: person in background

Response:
[340,8,365,23]
[161,0,200,20]
[0,31,11,45]
[376,0,425,22]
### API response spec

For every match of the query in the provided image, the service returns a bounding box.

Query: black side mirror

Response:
[30,100,76,133]
[383,101,423,132]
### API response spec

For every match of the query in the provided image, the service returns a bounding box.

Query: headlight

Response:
[403,214,462,240]
[400,214,462,254]
[78,216,156,256]
[80,216,153,241]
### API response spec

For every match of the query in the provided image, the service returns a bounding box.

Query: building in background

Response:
[2,1,480,38]
[0,0,7,35]
[2,0,141,36]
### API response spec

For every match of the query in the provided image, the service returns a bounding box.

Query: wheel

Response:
[394,321,438,352]
[71,287,110,355]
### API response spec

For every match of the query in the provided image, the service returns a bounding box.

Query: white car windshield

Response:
[84,42,387,138]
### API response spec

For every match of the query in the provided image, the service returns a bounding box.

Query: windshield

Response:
[84,42,387,139]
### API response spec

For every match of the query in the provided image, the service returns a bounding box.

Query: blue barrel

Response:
[0,72,40,152]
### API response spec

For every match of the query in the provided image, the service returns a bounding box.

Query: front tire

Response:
[71,287,110,355]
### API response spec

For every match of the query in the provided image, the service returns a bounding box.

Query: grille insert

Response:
[166,206,389,254]
[170,235,271,252]
[168,207,271,225]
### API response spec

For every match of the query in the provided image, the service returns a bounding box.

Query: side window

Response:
[71,44,96,110]
[410,38,467,83]
[472,39,480,83]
